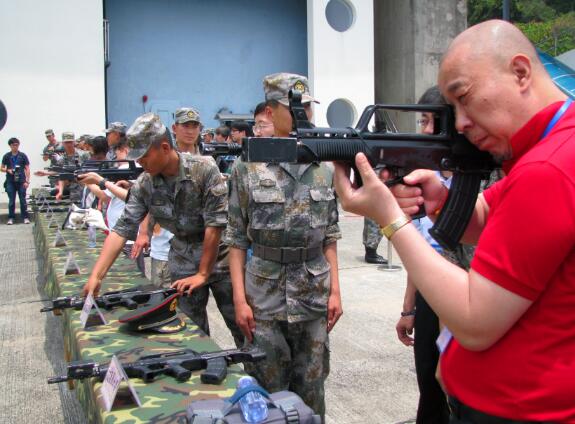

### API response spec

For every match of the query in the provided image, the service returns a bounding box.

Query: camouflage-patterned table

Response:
[33,205,245,424]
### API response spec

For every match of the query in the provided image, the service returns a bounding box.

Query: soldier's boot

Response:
[364,247,387,264]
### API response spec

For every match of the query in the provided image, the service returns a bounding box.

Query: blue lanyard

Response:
[10,153,19,169]
[542,98,572,138]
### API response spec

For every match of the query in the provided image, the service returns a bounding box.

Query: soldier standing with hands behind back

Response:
[225,73,342,420]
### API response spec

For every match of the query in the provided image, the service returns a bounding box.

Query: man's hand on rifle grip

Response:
[384,169,448,218]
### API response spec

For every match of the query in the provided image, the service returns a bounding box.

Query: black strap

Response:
[448,397,553,424]
[252,243,322,264]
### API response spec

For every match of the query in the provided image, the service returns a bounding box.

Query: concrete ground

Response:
[0,210,419,424]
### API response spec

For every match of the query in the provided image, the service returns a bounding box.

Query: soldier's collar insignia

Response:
[260,179,276,187]
[293,80,305,93]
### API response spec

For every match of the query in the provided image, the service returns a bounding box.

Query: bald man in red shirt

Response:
[334,20,574,423]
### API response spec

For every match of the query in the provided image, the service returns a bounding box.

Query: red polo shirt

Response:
[442,100,575,422]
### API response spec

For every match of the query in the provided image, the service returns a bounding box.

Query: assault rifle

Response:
[41,286,177,314]
[48,346,266,385]
[199,142,242,157]
[241,90,497,250]
[46,160,144,182]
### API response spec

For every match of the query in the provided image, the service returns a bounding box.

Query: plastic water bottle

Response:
[87,225,97,248]
[237,376,268,423]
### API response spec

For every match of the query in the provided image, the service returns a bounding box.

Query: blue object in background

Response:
[105,0,308,128]
[538,49,575,99]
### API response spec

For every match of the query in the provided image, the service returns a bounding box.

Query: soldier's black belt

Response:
[252,244,323,264]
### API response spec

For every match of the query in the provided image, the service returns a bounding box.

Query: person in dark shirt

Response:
[1,138,30,225]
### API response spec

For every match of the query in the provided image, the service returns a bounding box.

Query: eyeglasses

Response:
[416,118,431,128]
[253,123,273,132]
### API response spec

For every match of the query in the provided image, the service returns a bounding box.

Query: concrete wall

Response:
[375,0,466,127]
[0,0,106,201]
[105,0,307,129]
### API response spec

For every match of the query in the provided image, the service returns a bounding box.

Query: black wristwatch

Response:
[98,178,108,190]
[401,310,416,317]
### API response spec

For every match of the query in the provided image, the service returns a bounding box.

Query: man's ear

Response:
[265,105,274,121]
[161,139,172,153]
[510,54,532,92]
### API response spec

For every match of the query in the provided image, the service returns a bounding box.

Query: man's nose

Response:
[455,109,472,133]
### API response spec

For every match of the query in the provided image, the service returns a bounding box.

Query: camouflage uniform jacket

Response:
[223,159,341,323]
[56,149,90,167]
[56,149,90,202]
[113,152,229,275]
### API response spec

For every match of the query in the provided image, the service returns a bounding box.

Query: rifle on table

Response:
[48,346,266,385]
[40,286,178,314]
[199,142,242,158]
[241,90,497,250]
[46,160,144,182]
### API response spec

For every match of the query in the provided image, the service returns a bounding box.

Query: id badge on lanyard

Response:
[436,326,453,355]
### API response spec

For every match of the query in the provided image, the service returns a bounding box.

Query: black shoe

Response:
[365,248,388,265]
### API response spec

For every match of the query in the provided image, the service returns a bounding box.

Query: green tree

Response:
[468,0,575,55]
[517,12,575,55]
[468,0,556,25]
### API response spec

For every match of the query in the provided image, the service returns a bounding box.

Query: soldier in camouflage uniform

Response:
[42,129,63,165]
[42,129,63,190]
[82,113,243,347]
[224,73,343,420]
[363,217,388,264]
[172,107,202,154]
[170,106,239,344]
[55,131,90,202]
[105,121,127,161]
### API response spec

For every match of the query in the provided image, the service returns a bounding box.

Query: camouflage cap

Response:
[77,134,92,142]
[125,113,168,160]
[263,72,319,106]
[201,127,215,136]
[45,129,54,137]
[61,131,75,142]
[105,121,127,134]
[175,107,201,124]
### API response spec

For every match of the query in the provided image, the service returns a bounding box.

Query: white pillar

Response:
[307,0,374,128]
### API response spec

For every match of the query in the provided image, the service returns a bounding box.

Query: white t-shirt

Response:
[104,188,125,231]
[150,227,173,261]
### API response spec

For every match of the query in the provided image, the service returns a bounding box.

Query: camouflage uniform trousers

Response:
[363,217,383,249]
[171,267,244,349]
[249,317,330,420]
[150,258,172,288]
